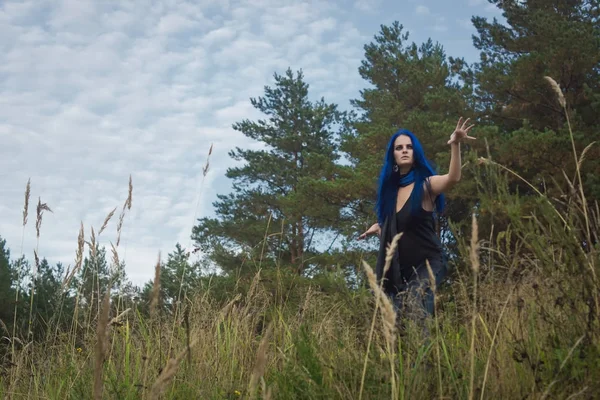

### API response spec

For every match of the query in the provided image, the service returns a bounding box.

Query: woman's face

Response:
[393,135,413,171]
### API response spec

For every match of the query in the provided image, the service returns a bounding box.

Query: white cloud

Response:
[0,0,369,286]
[415,5,430,15]
[157,13,197,35]
[202,26,237,47]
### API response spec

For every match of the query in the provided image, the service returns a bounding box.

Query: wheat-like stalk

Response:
[203,143,213,178]
[30,197,52,323]
[142,253,162,397]
[148,341,196,400]
[468,212,480,400]
[426,260,442,400]
[10,180,32,385]
[359,232,402,400]
[480,284,517,400]
[116,175,133,246]
[62,222,85,291]
[110,242,120,269]
[165,145,213,364]
[23,178,30,227]
[219,293,242,321]
[576,141,596,172]
[544,75,597,317]
[90,227,97,259]
[260,376,273,400]
[93,289,111,400]
[35,197,52,239]
[108,308,131,327]
[126,174,133,210]
[247,269,261,303]
[150,252,161,318]
[99,207,116,236]
[248,323,273,400]
[362,258,398,400]
[33,249,39,277]
[23,196,53,375]
[544,76,566,108]
[384,233,403,275]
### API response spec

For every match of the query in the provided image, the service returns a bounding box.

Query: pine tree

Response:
[74,243,125,309]
[0,236,15,328]
[192,68,346,275]
[29,258,70,338]
[139,243,202,314]
[471,0,600,198]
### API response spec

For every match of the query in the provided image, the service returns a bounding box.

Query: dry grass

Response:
[93,289,110,400]
[248,323,273,400]
[358,232,402,400]
[425,260,442,399]
[149,340,196,400]
[1,81,598,399]
[468,212,479,400]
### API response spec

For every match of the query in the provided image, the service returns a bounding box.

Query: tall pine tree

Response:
[472,0,600,199]
[192,68,346,275]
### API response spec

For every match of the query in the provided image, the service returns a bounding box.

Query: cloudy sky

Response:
[0,0,502,286]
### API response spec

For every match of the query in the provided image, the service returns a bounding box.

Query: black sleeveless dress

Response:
[375,182,446,297]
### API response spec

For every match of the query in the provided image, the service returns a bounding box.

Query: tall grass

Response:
[1,76,598,399]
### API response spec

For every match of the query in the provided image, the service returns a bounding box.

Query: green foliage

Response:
[192,68,348,276]
[139,242,203,314]
[320,22,481,264]
[273,325,329,399]
[472,0,600,198]
[0,237,14,326]
[72,243,125,308]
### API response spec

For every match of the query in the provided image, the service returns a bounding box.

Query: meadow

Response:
[1,77,599,400]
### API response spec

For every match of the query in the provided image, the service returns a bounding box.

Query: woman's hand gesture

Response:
[448,117,476,145]
[358,223,381,240]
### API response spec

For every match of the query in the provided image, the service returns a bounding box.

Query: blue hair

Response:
[375,129,445,225]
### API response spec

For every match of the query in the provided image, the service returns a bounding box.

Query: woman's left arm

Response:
[429,117,475,196]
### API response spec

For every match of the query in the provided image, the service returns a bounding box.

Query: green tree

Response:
[29,259,73,338]
[73,242,126,310]
[139,243,202,314]
[0,236,15,328]
[8,255,32,337]
[471,0,600,199]
[192,68,347,275]
[161,243,201,302]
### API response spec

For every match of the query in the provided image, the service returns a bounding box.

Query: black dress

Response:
[375,181,447,316]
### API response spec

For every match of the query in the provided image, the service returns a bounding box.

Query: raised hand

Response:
[448,117,476,145]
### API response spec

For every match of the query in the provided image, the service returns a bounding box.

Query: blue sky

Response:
[0,0,503,285]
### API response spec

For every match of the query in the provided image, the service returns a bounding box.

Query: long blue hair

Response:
[375,129,445,225]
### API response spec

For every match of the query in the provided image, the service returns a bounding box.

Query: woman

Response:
[359,117,475,321]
